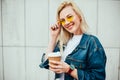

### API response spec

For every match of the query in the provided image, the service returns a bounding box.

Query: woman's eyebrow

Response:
[60,14,72,20]
[60,18,65,21]
[66,14,72,17]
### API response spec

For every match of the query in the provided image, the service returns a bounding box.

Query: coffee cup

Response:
[48,52,61,62]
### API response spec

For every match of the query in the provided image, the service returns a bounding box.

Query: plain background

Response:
[0,0,120,80]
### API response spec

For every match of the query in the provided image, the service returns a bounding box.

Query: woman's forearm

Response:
[45,38,57,59]
[65,65,78,80]
[70,69,78,80]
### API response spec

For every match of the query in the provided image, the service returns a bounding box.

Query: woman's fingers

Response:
[49,63,63,69]
[51,24,59,30]
[49,60,62,65]
[49,60,62,68]
[49,67,63,73]
[49,60,63,73]
[49,61,70,74]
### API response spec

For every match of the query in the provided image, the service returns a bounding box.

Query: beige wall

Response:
[0,0,120,80]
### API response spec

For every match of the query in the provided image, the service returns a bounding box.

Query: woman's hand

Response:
[49,60,78,80]
[50,22,61,40]
[49,60,70,74]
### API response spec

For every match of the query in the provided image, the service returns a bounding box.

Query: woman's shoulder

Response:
[83,33,103,48]
[83,33,100,42]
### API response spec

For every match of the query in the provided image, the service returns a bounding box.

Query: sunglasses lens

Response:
[60,20,65,26]
[67,16,73,22]
[60,16,73,26]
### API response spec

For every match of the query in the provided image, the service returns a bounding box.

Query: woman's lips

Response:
[65,22,74,30]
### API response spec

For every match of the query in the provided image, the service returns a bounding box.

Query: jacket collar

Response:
[77,33,90,49]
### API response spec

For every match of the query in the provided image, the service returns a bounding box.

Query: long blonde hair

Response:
[56,0,88,53]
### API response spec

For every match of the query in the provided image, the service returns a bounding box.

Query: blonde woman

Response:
[40,1,106,80]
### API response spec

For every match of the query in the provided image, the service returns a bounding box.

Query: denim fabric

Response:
[39,33,107,80]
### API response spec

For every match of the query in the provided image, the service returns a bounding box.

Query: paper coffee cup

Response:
[48,52,61,61]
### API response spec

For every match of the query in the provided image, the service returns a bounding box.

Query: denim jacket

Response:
[39,33,107,80]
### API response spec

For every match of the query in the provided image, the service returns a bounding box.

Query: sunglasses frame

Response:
[59,15,74,26]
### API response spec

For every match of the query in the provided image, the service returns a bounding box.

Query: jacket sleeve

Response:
[77,37,107,80]
[39,53,49,69]
[77,48,106,80]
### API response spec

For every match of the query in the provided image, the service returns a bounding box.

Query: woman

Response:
[39,1,106,80]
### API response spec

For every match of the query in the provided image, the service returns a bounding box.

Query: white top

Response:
[59,34,83,80]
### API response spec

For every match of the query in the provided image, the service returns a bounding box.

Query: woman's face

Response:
[59,6,82,35]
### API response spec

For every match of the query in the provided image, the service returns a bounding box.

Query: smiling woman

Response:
[39,0,106,80]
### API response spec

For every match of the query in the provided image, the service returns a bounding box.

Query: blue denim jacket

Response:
[39,33,107,80]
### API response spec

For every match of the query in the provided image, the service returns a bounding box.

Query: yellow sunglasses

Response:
[60,15,74,26]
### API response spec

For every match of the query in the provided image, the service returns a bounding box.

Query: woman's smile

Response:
[64,22,74,30]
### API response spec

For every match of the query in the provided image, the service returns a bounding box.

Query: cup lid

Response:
[48,52,61,57]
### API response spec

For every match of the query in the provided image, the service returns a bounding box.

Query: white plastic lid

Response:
[48,52,61,57]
